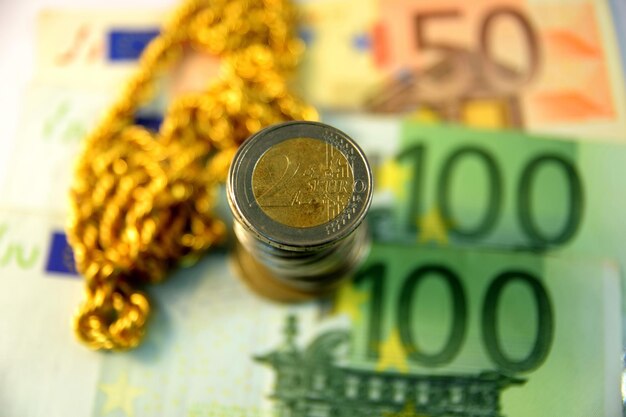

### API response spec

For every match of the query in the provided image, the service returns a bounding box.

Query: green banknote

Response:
[326,115,626,343]
[0,84,112,213]
[0,209,99,417]
[86,242,620,417]
[0,208,322,417]
[90,250,322,417]
[1,208,621,416]
[325,115,625,251]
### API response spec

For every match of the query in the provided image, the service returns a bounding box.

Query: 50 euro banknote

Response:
[36,1,626,141]
[301,0,626,140]
[0,209,620,416]
[609,0,626,78]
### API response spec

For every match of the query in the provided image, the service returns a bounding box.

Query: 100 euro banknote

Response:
[0,210,98,417]
[0,209,620,416]
[5,85,626,342]
[326,115,626,254]
[92,243,622,417]
[0,209,322,417]
[328,115,626,341]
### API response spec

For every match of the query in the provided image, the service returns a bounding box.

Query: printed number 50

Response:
[415,7,540,89]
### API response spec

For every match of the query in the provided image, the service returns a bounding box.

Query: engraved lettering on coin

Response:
[252,137,354,228]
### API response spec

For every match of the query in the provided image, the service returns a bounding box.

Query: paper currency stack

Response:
[1,1,626,416]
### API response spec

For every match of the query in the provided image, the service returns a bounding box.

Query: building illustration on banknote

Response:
[255,316,525,417]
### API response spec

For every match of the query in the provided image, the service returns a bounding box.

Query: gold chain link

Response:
[67,0,317,350]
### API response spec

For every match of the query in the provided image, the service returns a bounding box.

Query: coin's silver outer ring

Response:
[227,121,373,251]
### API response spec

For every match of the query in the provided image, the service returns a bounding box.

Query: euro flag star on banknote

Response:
[98,373,146,417]
[417,206,449,245]
[333,281,369,323]
[377,158,410,199]
[376,328,411,373]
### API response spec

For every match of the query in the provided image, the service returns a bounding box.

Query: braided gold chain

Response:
[66,0,317,350]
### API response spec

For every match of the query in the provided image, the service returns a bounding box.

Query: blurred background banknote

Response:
[6,86,626,329]
[0,209,621,416]
[327,116,626,258]
[0,210,99,416]
[300,0,626,140]
[92,244,622,416]
[328,116,626,343]
[3,93,626,415]
[2,0,626,416]
[610,0,626,77]
[34,0,626,140]
[35,9,164,86]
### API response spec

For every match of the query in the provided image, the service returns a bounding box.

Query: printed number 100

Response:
[355,261,554,373]
[399,143,584,247]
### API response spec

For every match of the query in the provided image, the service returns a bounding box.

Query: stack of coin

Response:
[227,121,373,301]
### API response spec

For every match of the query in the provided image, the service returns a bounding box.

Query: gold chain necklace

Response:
[67,0,317,350]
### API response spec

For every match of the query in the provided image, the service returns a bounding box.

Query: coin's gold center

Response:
[252,137,354,228]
